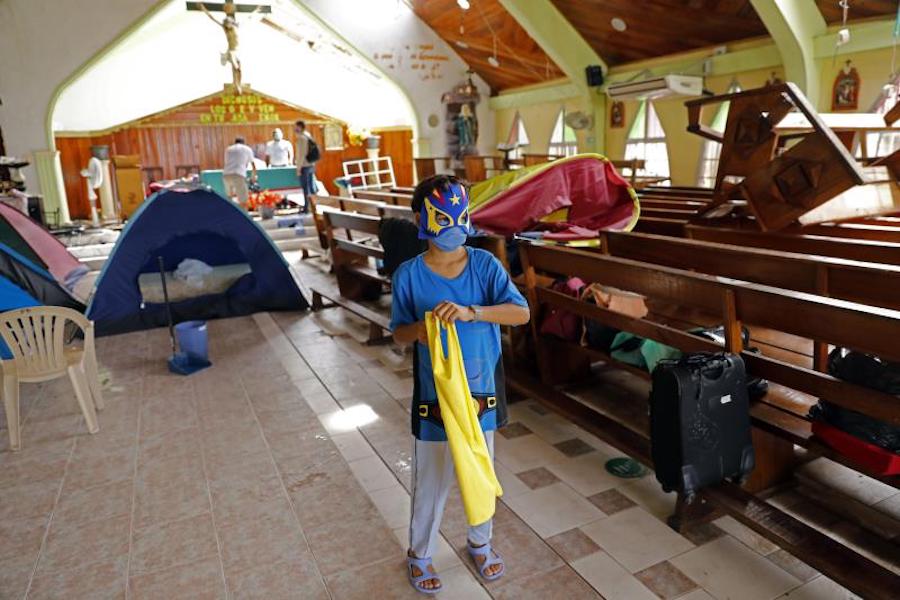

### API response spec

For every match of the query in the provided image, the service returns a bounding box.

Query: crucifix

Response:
[186,1,271,94]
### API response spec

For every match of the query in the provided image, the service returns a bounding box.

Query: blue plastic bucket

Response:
[174,320,209,361]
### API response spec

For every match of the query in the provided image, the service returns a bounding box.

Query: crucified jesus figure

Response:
[199,2,246,94]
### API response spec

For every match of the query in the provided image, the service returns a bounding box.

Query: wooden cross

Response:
[186,1,271,94]
[185,2,271,14]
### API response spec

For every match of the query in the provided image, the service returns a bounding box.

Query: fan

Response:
[565,111,593,130]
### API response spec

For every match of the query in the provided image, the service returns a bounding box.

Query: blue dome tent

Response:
[87,189,308,335]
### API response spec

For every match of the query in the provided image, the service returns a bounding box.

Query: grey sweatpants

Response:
[408,431,494,558]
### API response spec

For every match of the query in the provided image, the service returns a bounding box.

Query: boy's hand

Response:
[433,301,474,323]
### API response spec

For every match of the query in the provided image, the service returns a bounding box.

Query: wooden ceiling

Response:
[816,0,898,23]
[410,0,566,92]
[551,0,769,66]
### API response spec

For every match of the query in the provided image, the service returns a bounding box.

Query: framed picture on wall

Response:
[831,60,860,111]
[610,101,625,128]
[324,123,344,151]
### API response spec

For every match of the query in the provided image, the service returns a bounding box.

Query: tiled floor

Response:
[0,256,895,598]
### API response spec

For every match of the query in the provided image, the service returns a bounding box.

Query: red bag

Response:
[811,421,900,475]
[539,277,586,342]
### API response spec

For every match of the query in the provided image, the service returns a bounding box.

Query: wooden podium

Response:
[112,155,145,219]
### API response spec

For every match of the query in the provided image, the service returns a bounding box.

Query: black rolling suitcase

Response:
[650,352,755,497]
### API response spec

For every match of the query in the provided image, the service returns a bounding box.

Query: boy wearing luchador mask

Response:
[391,175,530,594]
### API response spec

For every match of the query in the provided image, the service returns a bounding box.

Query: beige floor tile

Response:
[370,484,412,529]
[331,430,376,462]
[226,553,329,600]
[676,590,716,600]
[798,458,897,506]
[139,395,198,440]
[618,475,678,521]
[302,389,342,416]
[132,466,210,530]
[545,451,623,496]
[504,406,579,444]
[504,482,606,539]
[325,556,422,600]
[580,506,693,573]
[306,514,402,577]
[28,556,127,600]
[129,512,219,576]
[435,565,491,599]
[38,514,130,573]
[288,475,381,531]
[766,549,819,583]
[0,479,60,522]
[635,560,699,600]
[129,555,226,600]
[0,451,69,487]
[62,446,136,492]
[571,551,658,600]
[217,497,307,574]
[494,433,567,474]
[671,536,801,600]
[0,513,49,563]
[493,462,530,499]
[491,564,603,599]
[54,479,133,527]
[775,575,862,600]
[138,426,201,468]
[0,553,38,599]
[714,515,780,556]
[207,456,286,527]
[545,528,601,563]
[348,454,400,492]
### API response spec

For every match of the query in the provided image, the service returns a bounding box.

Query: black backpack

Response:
[305,137,321,163]
[378,218,425,276]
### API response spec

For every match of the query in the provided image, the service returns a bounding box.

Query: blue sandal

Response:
[407,555,442,595]
[468,542,505,581]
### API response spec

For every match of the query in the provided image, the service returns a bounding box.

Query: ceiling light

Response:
[457,0,470,9]
[456,40,469,48]
[611,17,627,32]
[488,55,500,68]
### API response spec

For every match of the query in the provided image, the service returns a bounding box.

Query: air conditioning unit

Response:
[606,75,703,100]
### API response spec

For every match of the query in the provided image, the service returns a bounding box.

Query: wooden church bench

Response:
[351,189,413,206]
[310,210,392,344]
[515,242,900,599]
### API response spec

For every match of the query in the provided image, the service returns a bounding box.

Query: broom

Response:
[158,256,210,375]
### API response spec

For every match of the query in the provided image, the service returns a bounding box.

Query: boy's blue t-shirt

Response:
[390,247,528,441]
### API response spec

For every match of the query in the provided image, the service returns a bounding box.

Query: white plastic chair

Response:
[0,306,104,451]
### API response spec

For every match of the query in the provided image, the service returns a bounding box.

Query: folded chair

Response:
[0,306,104,451]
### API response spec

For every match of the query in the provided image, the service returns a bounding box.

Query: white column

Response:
[32,150,71,226]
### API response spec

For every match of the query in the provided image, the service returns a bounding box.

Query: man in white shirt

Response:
[265,128,293,167]
[223,137,257,209]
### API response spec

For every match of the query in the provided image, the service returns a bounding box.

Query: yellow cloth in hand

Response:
[426,312,503,526]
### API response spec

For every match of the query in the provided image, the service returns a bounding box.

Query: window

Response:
[549,108,578,157]
[857,76,900,160]
[505,111,530,161]
[624,100,669,179]
[697,83,741,187]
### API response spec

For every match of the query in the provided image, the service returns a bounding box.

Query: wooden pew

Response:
[464,155,504,182]
[522,153,561,167]
[311,210,392,344]
[414,157,450,182]
[610,158,645,187]
[351,189,413,206]
[516,242,900,599]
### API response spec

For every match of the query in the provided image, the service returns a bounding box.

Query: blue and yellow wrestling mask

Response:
[418,182,471,251]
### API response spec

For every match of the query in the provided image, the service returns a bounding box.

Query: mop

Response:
[158,256,211,375]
